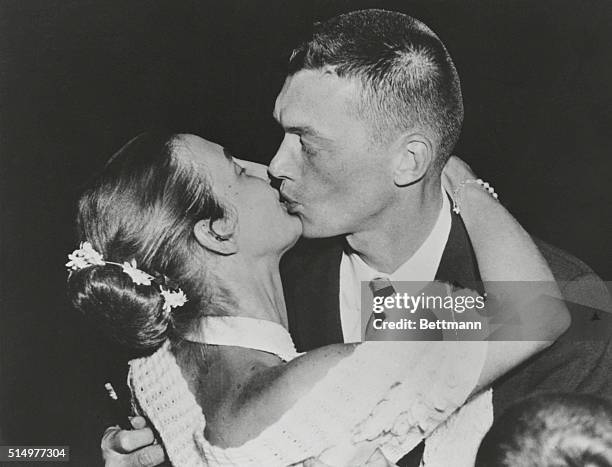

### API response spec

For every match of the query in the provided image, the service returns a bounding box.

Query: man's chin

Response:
[299,219,345,239]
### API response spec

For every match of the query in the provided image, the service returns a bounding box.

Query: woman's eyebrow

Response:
[223,150,246,175]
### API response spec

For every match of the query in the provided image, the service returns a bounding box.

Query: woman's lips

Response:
[277,182,301,214]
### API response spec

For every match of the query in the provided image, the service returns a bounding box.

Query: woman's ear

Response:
[194,218,238,255]
[393,133,434,186]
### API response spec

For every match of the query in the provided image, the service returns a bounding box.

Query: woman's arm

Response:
[442,156,571,392]
[443,157,556,283]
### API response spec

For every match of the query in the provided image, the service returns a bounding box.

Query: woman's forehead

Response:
[174,134,227,166]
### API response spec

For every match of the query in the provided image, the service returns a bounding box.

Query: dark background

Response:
[1,0,611,465]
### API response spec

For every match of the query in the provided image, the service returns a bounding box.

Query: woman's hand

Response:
[441,155,477,194]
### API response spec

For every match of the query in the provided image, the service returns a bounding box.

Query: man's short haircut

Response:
[476,393,612,467]
[288,9,464,168]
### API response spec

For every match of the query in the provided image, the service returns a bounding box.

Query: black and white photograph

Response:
[1,1,612,466]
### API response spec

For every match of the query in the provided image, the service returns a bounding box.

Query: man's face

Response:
[270,70,396,238]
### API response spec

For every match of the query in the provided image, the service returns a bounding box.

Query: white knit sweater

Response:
[129,339,487,467]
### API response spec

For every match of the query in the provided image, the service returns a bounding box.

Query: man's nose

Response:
[267,157,284,190]
[268,135,295,181]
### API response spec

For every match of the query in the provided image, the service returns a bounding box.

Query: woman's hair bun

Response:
[68,264,171,352]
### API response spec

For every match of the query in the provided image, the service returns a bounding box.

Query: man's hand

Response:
[101,417,165,467]
[102,417,394,467]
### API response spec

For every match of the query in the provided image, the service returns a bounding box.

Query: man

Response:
[475,393,612,466]
[102,9,612,466]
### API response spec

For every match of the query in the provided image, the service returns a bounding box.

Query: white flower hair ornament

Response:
[66,242,105,270]
[160,288,188,314]
[66,242,187,312]
[121,259,154,286]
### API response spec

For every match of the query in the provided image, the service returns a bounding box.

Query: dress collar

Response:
[183,316,302,362]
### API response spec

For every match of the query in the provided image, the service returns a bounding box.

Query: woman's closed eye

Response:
[233,161,247,176]
[233,158,269,180]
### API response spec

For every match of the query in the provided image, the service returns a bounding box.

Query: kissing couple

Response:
[68,9,611,467]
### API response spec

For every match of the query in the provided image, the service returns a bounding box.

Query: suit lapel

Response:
[435,209,483,292]
[398,212,484,467]
[281,236,345,351]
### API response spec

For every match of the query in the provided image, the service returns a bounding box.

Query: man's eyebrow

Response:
[286,125,317,136]
[277,123,334,144]
[272,112,333,143]
[272,113,318,137]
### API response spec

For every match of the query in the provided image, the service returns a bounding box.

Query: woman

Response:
[68,132,569,466]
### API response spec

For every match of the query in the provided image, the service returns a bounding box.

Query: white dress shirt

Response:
[338,190,492,467]
[339,189,452,343]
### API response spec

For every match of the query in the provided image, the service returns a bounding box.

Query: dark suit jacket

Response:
[280,211,612,466]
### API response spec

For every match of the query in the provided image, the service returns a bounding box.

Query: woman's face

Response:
[177,134,302,256]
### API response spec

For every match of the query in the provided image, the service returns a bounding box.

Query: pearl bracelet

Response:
[452,179,499,214]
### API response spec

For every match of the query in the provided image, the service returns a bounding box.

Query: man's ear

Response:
[393,133,434,187]
[193,218,238,256]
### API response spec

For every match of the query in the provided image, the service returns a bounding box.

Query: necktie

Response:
[367,277,443,341]
[369,276,394,320]
[369,276,395,297]
[368,277,428,467]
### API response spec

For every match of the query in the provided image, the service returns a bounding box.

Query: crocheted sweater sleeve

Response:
[129,341,487,467]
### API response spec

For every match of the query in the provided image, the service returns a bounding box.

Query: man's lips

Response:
[279,191,299,212]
